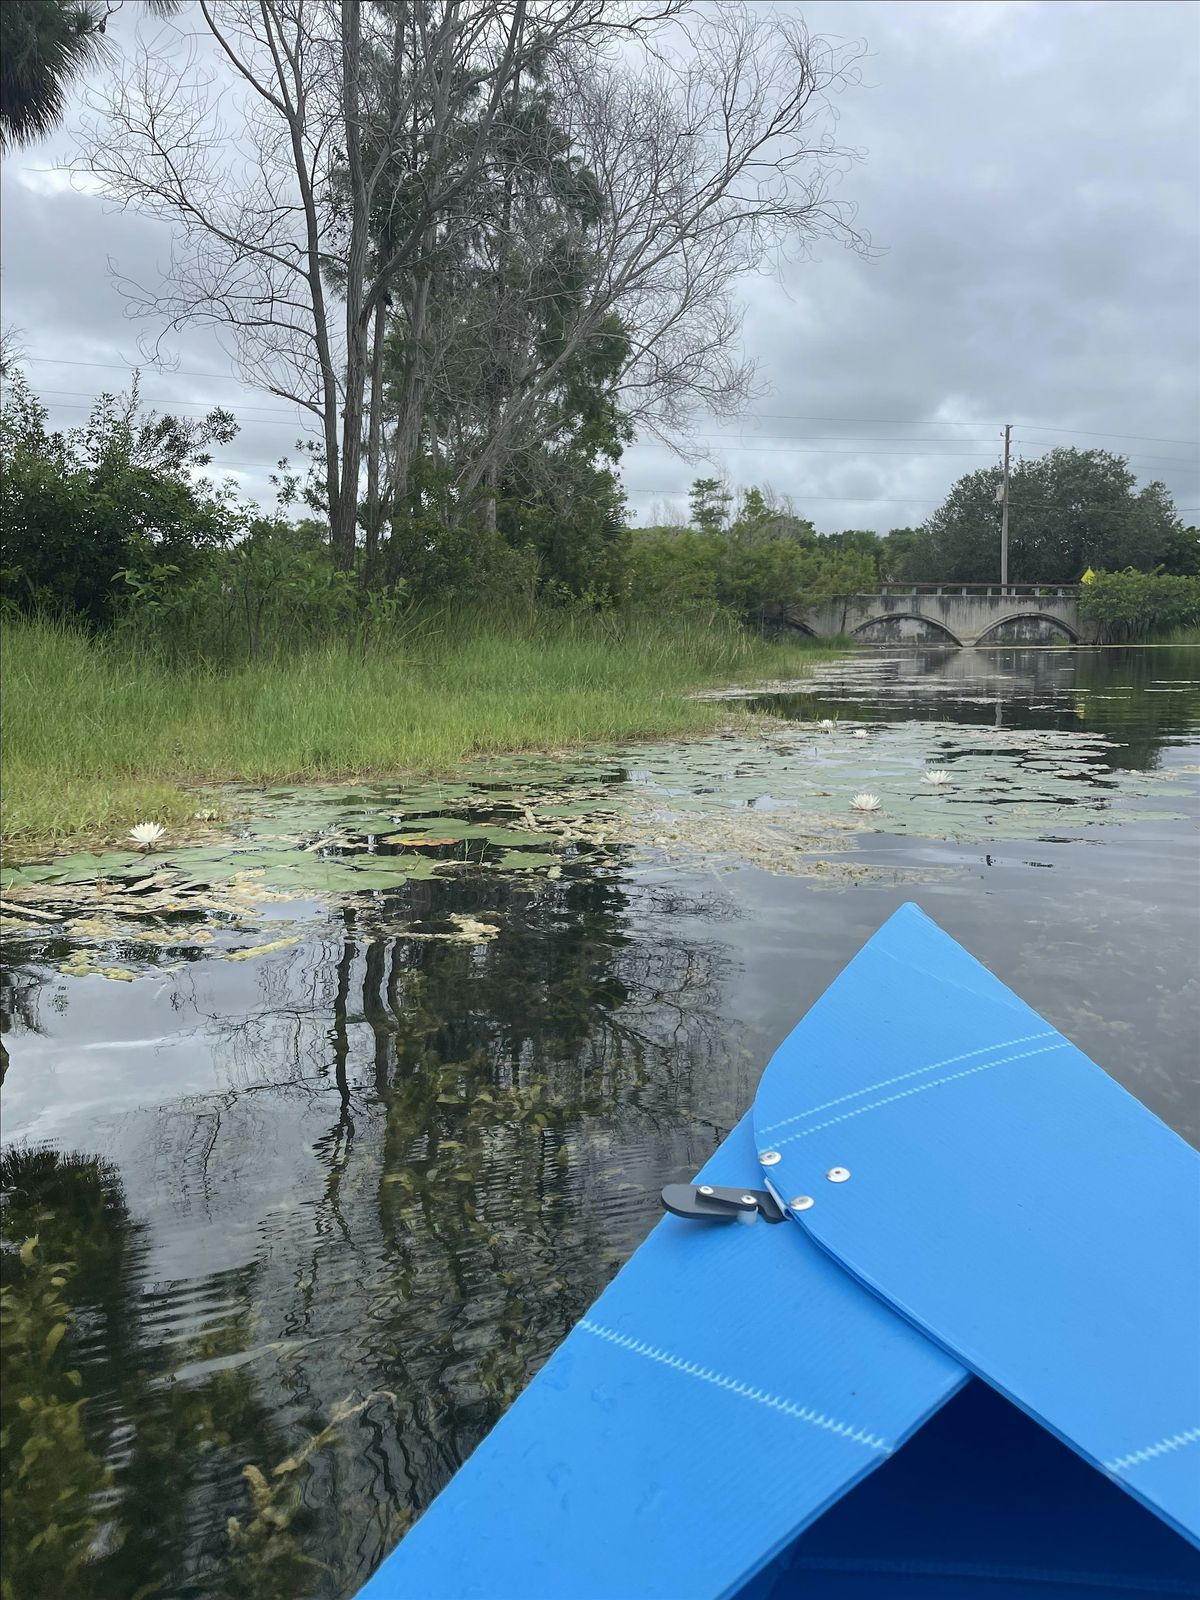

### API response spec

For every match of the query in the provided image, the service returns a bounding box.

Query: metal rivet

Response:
[698,1185,714,1195]
[740,1194,755,1205]
[790,1195,815,1212]
[758,1150,782,1167]
[826,1166,851,1183]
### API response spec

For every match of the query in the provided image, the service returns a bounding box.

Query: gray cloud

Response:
[625,0,1200,528]
[2,0,1197,532]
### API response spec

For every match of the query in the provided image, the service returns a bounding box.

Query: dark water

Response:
[2,646,1198,1600]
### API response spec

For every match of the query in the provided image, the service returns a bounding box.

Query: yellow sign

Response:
[1081,567,1096,584]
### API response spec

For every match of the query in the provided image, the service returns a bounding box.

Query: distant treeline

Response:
[2,372,1196,660]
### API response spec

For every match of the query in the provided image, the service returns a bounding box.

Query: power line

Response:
[684,440,1199,466]
[19,354,278,385]
[22,397,315,429]
[16,358,1199,449]
[626,487,1200,514]
[686,433,1004,445]
[708,411,1200,448]
[34,392,311,426]
[31,400,1196,470]
[1013,423,1200,447]
[691,446,1003,459]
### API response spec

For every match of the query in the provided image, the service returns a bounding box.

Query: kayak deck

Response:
[357,904,1200,1599]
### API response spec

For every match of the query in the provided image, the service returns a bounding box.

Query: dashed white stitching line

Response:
[578,1319,891,1454]
[758,1032,1056,1137]
[1105,1428,1200,1474]
[773,1040,1070,1149]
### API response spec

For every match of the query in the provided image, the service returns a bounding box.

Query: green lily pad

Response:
[493,851,560,871]
[254,855,442,894]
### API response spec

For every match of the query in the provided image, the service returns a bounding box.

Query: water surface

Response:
[2,645,1198,1600]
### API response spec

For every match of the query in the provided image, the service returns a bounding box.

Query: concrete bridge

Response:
[789,584,1089,647]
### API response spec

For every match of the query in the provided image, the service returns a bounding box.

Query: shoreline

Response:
[1,616,846,860]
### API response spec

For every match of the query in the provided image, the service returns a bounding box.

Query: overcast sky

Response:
[2,0,1197,533]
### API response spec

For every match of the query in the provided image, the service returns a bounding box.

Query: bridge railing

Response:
[871,583,1081,599]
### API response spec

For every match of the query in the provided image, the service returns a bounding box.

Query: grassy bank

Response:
[2,614,843,853]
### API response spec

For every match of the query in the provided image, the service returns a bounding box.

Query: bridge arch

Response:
[974,612,1078,645]
[851,612,962,647]
[774,604,825,636]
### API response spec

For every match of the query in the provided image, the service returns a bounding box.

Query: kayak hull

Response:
[358,905,1200,1599]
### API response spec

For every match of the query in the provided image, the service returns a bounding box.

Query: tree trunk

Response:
[334,0,369,572]
[364,295,388,580]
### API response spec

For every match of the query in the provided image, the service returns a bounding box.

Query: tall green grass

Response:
[1,613,842,850]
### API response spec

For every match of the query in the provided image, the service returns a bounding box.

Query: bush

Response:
[0,370,239,626]
[625,529,875,625]
[114,519,416,665]
[1078,570,1200,642]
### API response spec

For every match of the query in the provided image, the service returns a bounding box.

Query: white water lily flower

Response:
[129,821,166,849]
[923,769,952,786]
[851,729,869,740]
[851,793,882,813]
[817,718,838,731]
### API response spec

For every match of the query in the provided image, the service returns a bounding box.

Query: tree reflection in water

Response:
[3,859,742,1597]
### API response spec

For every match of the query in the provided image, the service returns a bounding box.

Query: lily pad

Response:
[492,851,561,871]
[381,834,466,848]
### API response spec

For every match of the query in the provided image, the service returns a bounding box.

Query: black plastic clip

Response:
[661,1182,785,1225]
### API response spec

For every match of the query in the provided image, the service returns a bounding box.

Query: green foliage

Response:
[626,527,874,625]
[387,506,543,610]
[1,613,838,850]
[728,487,816,545]
[1077,570,1200,642]
[0,1145,381,1600]
[116,519,412,665]
[904,447,1185,583]
[0,1,182,148]
[1159,525,1200,577]
[0,1,108,149]
[878,527,922,583]
[688,477,733,534]
[1,370,239,626]
[369,68,634,602]
[821,528,885,579]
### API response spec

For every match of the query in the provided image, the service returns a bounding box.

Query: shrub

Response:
[1078,570,1200,641]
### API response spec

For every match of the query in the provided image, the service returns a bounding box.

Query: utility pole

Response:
[1000,423,1012,590]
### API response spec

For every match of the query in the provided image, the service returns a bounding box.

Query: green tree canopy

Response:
[903,447,1185,584]
[0,370,238,625]
[0,1,107,149]
[728,488,816,545]
[689,478,733,534]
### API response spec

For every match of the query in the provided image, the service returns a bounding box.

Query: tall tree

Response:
[689,476,732,533]
[907,448,1184,584]
[77,1,866,576]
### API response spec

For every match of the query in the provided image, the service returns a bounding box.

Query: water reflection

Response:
[752,644,1200,768]
[1,646,1198,1599]
[3,868,744,1598]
